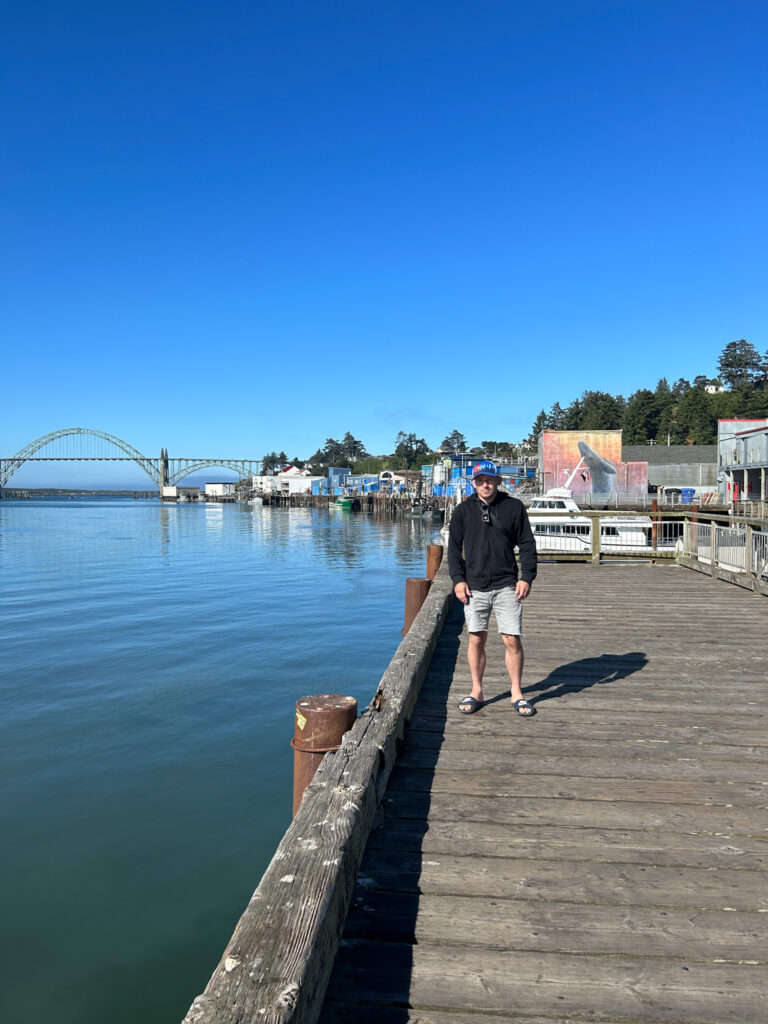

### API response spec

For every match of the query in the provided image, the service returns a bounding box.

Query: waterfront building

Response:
[717,418,768,503]
[161,485,201,501]
[622,444,717,501]
[204,482,236,499]
[252,467,326,496]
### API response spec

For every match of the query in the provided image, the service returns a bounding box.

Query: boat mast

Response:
[562,456,586,492]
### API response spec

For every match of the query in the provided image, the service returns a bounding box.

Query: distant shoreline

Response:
[2,488,159,497]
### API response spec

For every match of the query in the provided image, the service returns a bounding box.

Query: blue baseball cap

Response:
[471,460,500,479]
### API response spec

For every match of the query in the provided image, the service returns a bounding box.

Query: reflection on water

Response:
[0,499,439,1024]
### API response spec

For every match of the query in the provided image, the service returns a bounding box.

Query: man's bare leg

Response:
[502,633,531,711]
[466,630,487,702]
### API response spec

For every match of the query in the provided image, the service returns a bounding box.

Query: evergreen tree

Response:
[651,379,675,442]
[621,389,657,443]
[393,432,430,468]
[561,399,584,430]
[440,429,467,452]
[308,438,347,467]
[580,390,624,430]
[341,432,368,462]
[717,339,763,390]
[656,404,685,445]
[676,388,717,444]
[548,402,566,429]
[527,409,550,444]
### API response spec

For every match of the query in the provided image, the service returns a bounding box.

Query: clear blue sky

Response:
[3,1,766,485]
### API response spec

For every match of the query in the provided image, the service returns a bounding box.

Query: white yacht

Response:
[528,487,654,553]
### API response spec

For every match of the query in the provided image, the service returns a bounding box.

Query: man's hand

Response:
[515,580,531,601]
[454,582,472,604]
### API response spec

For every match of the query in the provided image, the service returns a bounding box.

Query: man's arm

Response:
[447,507,471,604]
[515,503,537,597]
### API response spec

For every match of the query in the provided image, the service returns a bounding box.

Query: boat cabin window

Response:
[533,523,589,536]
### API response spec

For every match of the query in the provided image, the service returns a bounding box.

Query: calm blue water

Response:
[0,498,440,1024]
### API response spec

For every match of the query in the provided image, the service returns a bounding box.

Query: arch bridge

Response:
[0,428,261,489]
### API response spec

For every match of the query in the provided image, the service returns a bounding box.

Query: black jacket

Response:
[447,492,537,591]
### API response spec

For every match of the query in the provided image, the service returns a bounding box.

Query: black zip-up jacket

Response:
[447,492,537,591]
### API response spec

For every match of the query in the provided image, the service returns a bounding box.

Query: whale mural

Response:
[540,430,648,500]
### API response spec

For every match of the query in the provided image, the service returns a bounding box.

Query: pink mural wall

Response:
[539,430,648,499]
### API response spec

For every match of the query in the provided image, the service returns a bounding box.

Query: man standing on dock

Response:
[447,460,538,716]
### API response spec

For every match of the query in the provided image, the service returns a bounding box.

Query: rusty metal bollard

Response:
[402,577,432,637]
[651,498,658,549]
[291,694,357,816]
[426,544,443,580]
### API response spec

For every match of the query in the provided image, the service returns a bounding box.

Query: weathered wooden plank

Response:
[387,789,766,836]
[397,746,768,783]
[404,729,768,763]
[321,1007,631,1024]
[355,849,768,911]
[321,1007,640,1024]
[342,889,767,960]
[385,767,768,806]
[406,712,768,747]
[364,818,768,870]
[323,940,768,1023]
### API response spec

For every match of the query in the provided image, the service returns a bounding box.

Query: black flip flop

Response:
[458,695,483,714]
[512,698,536,717]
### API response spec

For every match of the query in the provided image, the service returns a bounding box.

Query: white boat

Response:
[528,487,654,554]
[440,457,681,555]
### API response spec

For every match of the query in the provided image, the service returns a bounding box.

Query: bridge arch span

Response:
[0,428,160,488]
[169,460,255,486]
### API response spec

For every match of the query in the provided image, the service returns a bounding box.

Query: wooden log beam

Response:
[182,562,455,1024]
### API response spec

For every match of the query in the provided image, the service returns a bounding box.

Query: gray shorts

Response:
[464,585,523,635]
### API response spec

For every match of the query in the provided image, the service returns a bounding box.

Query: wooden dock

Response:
[320,562,767,1023]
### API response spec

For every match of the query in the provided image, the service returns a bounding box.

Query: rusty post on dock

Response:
[402,577,432,636]
[651,498,658,548]
[426,544,443,580]
[291,694,358,816]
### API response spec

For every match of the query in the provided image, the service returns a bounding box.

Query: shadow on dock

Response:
[525,650,648,705]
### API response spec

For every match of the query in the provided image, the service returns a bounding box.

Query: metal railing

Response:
[684,518,768,580]
[529,511,685,558]
[530,510,768,586]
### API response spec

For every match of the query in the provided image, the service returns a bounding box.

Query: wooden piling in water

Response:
[426,544,443,580]
[402,577,432,636]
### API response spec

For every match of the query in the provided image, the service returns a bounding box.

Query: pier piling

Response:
[402,577,432,636]
[425,544,443,580]
[291,695,358,816]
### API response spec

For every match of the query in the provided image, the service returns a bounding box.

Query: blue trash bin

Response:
[680,488,695,503]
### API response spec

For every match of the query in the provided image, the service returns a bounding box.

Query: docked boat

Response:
[528,488,653,554]
[330,496,355,510]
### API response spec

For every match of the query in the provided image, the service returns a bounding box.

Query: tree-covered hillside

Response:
[527,339,768,445]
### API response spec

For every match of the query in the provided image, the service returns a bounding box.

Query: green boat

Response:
[330,496,354,509]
